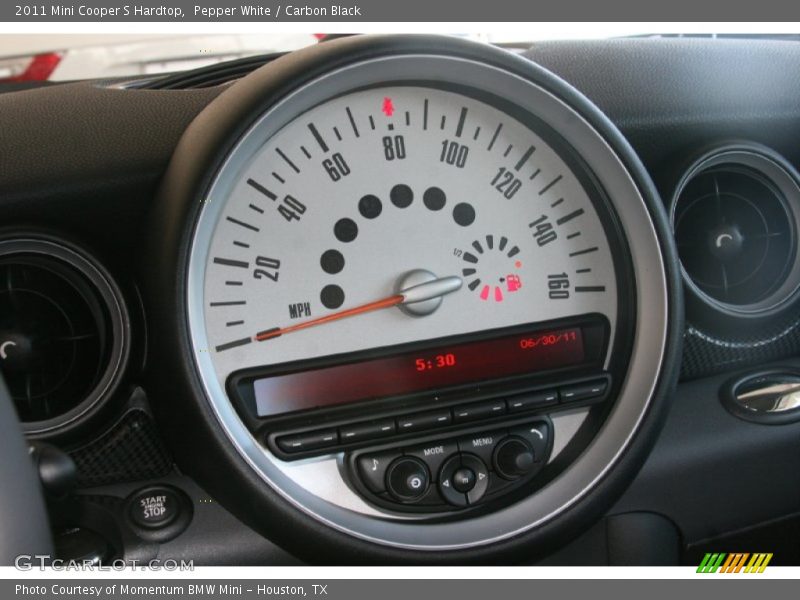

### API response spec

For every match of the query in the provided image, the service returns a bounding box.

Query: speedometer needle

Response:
[254,275,462,342]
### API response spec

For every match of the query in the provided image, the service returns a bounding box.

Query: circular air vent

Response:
[671,145,800,317]
[0,235,129,436]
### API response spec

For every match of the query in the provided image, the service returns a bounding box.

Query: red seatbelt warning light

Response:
[382,97,395,117]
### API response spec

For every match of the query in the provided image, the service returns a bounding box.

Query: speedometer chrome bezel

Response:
[182,48,673,551]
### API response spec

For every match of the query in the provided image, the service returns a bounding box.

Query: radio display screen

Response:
[252,326,586,417]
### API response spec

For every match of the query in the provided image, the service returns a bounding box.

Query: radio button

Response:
[438,455,468,507]
[396,409,452,433]
[559,379,608,403]
[357,451,401,493]
[339,419,396,443]
[452,400,506,423]
[493,437,535,480]
[405,440,458,478]
[277,429,338,453]
[509,422,549,463]
[452,467,476,493]
[461,454,490,504]
[386,457,430,501]
[507,389,558,413]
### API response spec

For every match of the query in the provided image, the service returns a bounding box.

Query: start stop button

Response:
[128,486,180,529]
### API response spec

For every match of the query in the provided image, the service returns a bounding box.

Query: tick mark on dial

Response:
[487,123,503,151]
[247,178,277,200]
[455,107,467,137]
[515,145,536,171]
[307,122,329,152]
[570,246,599,257]
[214,257,248,269]
[345,106,360,137]
[215,337,251,352]
[556,208,585,226]
[539,174,563,195]
[226,217,259,232]
[276,148,300,173]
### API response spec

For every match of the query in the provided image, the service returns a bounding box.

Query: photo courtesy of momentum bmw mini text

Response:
[0,0,799,596]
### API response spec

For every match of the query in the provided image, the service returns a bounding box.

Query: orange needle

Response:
[255,294,404,341]
[254,275,462,342]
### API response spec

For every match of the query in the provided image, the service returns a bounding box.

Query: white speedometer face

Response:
[199,86,618,395]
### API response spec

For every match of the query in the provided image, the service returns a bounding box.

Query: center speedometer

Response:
[148,36,678,559]
[201,85,618,390]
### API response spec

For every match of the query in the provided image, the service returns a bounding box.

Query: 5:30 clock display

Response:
[415,353,457,371]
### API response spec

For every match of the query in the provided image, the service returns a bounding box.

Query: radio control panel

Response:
[348,419,552,512]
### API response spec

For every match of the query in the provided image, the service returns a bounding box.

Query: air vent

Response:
[0,236,129,436]
[671,145,800,317]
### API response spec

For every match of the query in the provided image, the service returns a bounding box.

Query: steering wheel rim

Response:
[0,372,53,565]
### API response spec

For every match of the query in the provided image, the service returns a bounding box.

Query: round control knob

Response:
[386,457,430,501]
[452,467,476,493]
[493,436,535,480]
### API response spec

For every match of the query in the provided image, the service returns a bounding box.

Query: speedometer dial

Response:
[202,86,618,390]
[151,36,678,557]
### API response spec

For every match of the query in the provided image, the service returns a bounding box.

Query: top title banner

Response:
[3,0,800,22]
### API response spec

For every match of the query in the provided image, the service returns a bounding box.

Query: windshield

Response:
[2,31,797,83]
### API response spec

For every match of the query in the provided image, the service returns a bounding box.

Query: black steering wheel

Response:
[0,373,53,564]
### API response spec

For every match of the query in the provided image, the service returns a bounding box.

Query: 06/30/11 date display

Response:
[253,327,584,416]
